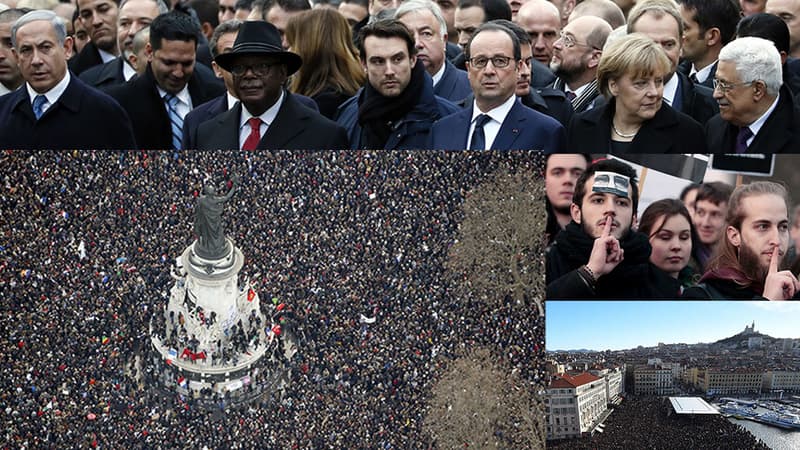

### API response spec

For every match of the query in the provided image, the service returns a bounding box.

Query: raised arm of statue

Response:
[221,175,239,203]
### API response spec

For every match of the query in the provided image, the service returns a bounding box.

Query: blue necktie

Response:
[469,114,491,150]
[164,94,183,149]
[33,95,47,120]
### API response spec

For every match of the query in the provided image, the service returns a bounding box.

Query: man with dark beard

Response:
[336,19,459,149]
[71,0,122,75]
[546,158,678,299]
[548,15,610,113]
[683,182,799,300]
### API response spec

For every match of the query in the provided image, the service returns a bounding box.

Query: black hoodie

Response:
[546,221,680,299]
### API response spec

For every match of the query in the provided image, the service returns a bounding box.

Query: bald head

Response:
[516,0,561,64]
[569,0,625,30]
[551,15,610,86]
[568,15,613,47]
[549,0,576,26]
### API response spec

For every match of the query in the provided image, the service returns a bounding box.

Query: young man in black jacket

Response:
[546,158,678,299]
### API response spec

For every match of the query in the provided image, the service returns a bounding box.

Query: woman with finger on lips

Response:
[565,33,707,154]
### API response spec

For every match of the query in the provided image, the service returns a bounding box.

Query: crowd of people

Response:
[1,150,545,448]
[548,396,771,449]
[545,153,800,300]
[2,0,800,152]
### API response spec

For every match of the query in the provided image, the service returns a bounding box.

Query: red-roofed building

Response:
[589,364,626,404]
[546,372,608,440]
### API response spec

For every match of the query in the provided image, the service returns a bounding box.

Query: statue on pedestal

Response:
[194,175,239,259]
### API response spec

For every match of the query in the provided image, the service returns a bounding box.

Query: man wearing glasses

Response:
[549,15,611,113]
[706,36,800,154]
[429,22,564,150]
[192,21,347,149]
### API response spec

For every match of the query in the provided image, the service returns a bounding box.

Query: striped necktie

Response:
[164,93,183,149]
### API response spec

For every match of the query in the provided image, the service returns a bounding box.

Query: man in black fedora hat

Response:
[188,20,348,149]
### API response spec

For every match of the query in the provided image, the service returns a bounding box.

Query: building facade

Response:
[698,369,764,396]
[634,365,674,395]
[546,372,608,440]
[763,370,800,393]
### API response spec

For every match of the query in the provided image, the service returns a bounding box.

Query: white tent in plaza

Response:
[669,397,719,415]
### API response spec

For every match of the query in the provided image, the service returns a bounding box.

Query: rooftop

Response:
[549,372,602,389]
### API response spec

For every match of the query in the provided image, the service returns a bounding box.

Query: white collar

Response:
[241,90,284,127]
[662,73,679,105]
[471,92,516,123]
[0,82,13,96]
[690,60,716,84]
[431,62,446,87]
[122,58,137,81]
[567,81,591,99]
[747,93,781,138]
[157,84,191,106]
[226,92,239,110]
[26,70,70,106]
[98,48,117,64]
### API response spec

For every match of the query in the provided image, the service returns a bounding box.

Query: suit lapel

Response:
[203,102,240,149]
[749,95,791,153]
[11,88,36,123]
[56,77,81,114]
[491,100,524,150]
[701,63,717,89]
[258,94,307,149]
[23,77,81,122]
[711,123,737,154]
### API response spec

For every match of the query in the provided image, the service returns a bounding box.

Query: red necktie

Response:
[243,117,261,150]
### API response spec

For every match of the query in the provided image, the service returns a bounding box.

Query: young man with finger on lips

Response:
[546,158,677,299]
[683,182,800,300]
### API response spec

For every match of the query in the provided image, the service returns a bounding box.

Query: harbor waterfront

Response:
[717,398,800,449]
[731,417,800,450]
[546,302,800,448]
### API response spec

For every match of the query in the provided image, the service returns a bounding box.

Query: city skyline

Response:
[547,301,800,352]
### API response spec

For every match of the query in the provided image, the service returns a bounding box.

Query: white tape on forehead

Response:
[592,171,630,198]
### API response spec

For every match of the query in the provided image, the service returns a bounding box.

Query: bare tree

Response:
[424,346,545,449]
[445,156,546,316]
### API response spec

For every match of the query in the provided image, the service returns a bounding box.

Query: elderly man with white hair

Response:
[395,0,471,102]
[706,36,800,154]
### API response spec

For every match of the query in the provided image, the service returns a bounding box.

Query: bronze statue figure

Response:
[194,175,239,259]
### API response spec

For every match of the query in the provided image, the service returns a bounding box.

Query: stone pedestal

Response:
[150,238,280,399]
